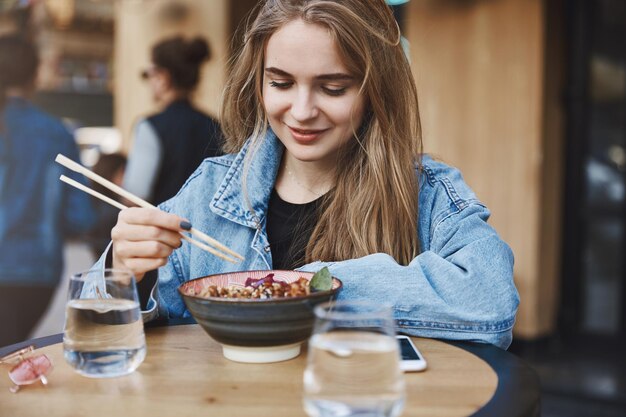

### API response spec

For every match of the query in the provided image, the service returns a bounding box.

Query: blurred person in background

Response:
[0,33,96,346]
[123,35,223,206]
[86,152,127,258]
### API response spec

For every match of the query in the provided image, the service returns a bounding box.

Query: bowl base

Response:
[222,343,302,363]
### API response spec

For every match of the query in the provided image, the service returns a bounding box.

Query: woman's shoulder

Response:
[5,100,73,145]
[160,153,236,207]
[183,153,235,185]
[6,99,66,130]
[202,153,237,168]
[417,154,483,212]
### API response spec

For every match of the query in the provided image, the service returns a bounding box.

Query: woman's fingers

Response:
[118,207,189,232]
[111,207,190,282]
[112,223,181,249]
[113,240,178,259]
[112,239,176,281]
[119,258,169,275]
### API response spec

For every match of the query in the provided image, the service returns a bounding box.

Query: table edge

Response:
[450,341,541,417]
[0,317,193,358]
[1,319,540,417]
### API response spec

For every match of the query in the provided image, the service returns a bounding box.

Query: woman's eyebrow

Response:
[265,67,291,77]
[316,73,354,81]
[265,67,354,81]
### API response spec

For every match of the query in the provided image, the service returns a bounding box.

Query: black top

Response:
[266,189,321,270]
[147,99,223,205]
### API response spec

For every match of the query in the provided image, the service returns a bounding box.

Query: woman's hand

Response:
[111,207,190,282]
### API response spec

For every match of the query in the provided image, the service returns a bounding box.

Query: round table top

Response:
[0,321,539,417]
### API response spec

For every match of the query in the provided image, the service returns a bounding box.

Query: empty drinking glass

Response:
[303,301,405,417]
[63,269,146,378]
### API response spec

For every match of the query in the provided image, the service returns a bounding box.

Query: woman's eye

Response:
[322,86,347,96]
[269,80,292,89]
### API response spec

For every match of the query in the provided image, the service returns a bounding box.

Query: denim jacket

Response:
[0,98,96,286]
[96,130,519,349]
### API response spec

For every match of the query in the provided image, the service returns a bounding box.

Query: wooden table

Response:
[0,321,540,417]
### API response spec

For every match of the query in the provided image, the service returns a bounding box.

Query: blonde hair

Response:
[221,0,422,265]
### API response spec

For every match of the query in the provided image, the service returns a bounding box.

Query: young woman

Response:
[101,0,519,349]
[123,36,222,205]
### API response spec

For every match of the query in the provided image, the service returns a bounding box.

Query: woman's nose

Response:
[290,89,318,121]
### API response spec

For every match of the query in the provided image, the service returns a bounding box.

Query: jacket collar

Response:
[209,130,283,229]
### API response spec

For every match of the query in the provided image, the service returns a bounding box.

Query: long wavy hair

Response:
[221,0,422,265]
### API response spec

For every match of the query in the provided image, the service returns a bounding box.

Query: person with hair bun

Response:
[100,0,519,349]
[123,35,223,205]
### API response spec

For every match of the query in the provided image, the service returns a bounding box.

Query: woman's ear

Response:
[155,70,172,91]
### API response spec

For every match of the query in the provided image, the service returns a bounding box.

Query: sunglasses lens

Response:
[9,355,53,386]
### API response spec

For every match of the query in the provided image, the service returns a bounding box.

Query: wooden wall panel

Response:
[406,0,557,338]
[538,0,564,340]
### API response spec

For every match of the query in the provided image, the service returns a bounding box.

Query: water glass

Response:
[63,269,146,378]
[303,301,405,417]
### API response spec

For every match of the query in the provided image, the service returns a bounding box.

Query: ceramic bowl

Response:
[178,270,342,363]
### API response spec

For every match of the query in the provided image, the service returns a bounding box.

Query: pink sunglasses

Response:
[0,346,53,393]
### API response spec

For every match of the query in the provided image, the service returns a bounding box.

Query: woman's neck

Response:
[158,90,186,108]
[274,153,335,204]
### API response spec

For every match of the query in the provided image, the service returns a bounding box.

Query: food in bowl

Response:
[178,269,342,363]
[192,273,311,299]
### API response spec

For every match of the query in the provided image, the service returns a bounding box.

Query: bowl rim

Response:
[177,269,343,304]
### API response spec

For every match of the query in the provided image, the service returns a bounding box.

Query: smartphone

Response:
[397,335,427,372]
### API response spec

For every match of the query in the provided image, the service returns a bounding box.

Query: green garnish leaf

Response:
[309,267,333,292]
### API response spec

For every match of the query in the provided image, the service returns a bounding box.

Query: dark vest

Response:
[147,99,222,205]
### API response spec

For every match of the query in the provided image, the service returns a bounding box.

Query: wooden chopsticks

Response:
[56,154,244,264]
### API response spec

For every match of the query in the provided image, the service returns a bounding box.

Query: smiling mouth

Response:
[288,126,328,135]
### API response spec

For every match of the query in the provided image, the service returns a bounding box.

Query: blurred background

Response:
[0,0,624,415]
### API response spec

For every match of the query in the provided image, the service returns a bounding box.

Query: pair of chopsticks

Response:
[55,154,243,264]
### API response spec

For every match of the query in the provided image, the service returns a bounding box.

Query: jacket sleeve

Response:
[298,202,519,350]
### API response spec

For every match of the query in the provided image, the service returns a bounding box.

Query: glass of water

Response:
[63,269,146,378]
[303,300,405,417]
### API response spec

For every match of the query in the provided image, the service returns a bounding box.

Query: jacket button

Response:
[264,245,271,252]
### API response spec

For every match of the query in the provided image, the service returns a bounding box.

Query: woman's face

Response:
[262,19,365,169]
[143,65,169,104]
